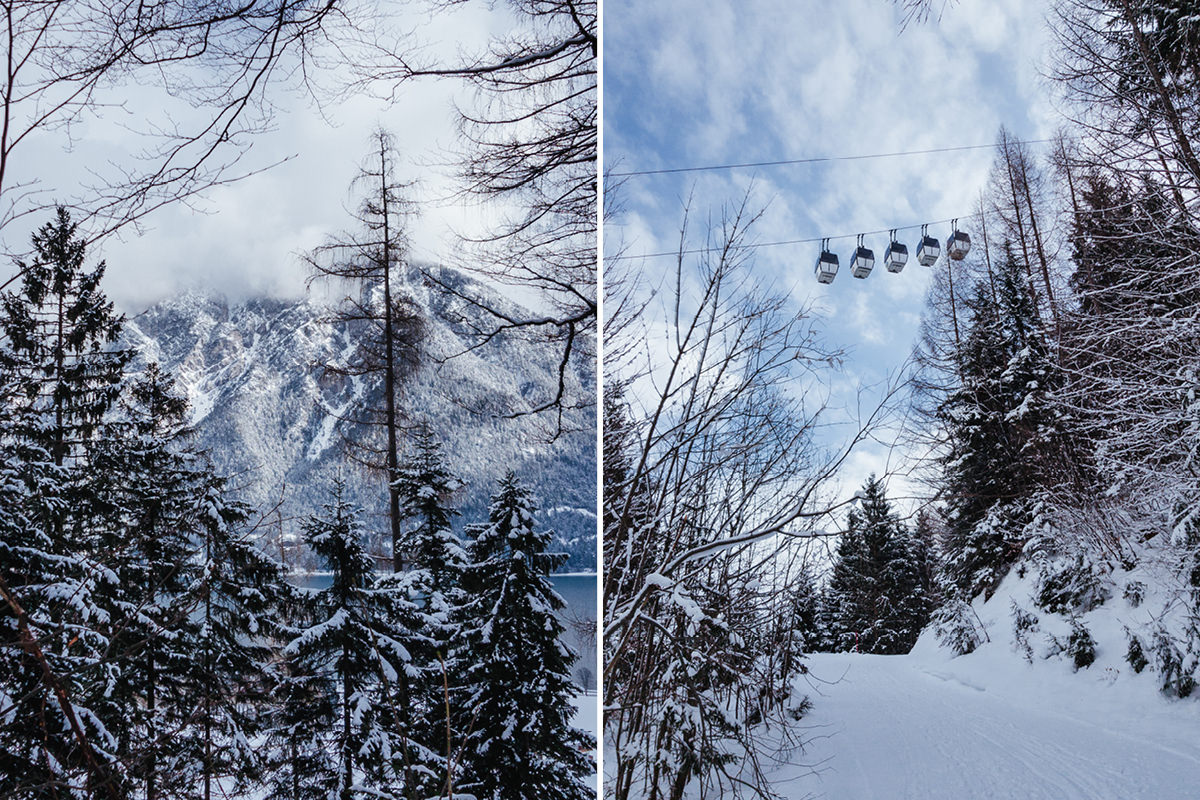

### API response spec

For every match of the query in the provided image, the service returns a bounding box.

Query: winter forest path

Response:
[780,651,1200,799]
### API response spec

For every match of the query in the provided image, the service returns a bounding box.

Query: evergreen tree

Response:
[394,421,466,789]
[786,563,823,656]
[825,476,929,655]
[938,246,1063,597]
[0,206,128,471]
[0,382,122,798]
[278,479,427,800]
[88,364,204,800]
[453,473,593,800]
[88,364,291,799]
[0,208,130,797]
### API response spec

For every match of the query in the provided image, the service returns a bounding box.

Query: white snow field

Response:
[784,646,1200,799]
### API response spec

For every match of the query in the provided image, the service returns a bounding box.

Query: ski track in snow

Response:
[779,652,1200,800]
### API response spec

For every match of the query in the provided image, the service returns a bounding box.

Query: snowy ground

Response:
[574,690,599,790]
[779,647,1200,799]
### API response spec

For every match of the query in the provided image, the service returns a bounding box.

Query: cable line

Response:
[608,137,1062,178]
[609,214,978,261]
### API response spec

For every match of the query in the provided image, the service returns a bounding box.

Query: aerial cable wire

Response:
[608,137,1065,178]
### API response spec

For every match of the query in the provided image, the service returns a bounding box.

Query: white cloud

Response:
[7,2,520,314]
[607,0,1056,502]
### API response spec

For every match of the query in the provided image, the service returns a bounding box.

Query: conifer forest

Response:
[0,1,597,799]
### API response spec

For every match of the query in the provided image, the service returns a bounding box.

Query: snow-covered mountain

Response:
[121,264,596,571]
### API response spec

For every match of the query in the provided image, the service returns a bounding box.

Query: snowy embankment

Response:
[782,574,1200,799]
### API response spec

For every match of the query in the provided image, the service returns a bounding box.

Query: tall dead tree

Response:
[359,0,597,433]
[306,130,425,573]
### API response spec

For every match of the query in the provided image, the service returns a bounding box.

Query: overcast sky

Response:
[5,3,521,314]
[604,0,1058,509]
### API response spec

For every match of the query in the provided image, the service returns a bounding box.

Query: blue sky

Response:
[604,0,1058,506]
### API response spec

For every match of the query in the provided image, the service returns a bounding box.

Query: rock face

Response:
[122,264,596,571]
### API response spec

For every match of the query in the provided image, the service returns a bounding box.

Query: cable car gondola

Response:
[850,235,874,279]
[884,230,908,273]
[814,239,838,284]
[946,221,971,261]
[916,224,939,266]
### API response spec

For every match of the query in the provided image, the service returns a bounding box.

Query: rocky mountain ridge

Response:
[121,263,596,570]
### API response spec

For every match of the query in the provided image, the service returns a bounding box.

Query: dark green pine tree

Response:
[88,364,291,800]
[786,563,822,658]
[394,421,466,790]
[89,364,204,800]
[825,475,929,655]
[0,388,122,798]
[939,245,1061,597]
[453,473,593,800]
[278,479,426,800]
[188,481,291,798]
[0,206,128,471]
[0,208,130,797]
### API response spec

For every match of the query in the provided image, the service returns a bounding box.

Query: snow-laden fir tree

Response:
[393,420,467,791]
[0,206,129,470]
[277,478,429,800]
[938,246,1062,598]
[87,364,208,800]
[0,384,123,798]
[0,208,131,797]
[825,475,930,655]
[453,472,593,800]
[186,479,291,797]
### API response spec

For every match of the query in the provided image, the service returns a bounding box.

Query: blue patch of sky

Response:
[604,0,1057,507]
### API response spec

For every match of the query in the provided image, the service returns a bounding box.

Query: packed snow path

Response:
[786,651,1200,799]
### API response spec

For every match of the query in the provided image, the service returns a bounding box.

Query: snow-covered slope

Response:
[121,264,596,570]
[772,557,1200,800]
[781,647,1200,799]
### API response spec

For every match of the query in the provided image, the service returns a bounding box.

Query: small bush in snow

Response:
[933,598,984,656]
[788,695,813,721]
[1010,602,1040,663]
[1150,628,1198,698]
[1068,619,1096,671]
[1123,580,1146,608]
[1036,554,1108,614]
[1125,629,1149,673]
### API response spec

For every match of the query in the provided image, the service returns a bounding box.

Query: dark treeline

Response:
[0,209,593,800]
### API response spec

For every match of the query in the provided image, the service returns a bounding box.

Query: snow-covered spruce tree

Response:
[452,472,593,800]
[0,382,123,798]
[824,475,929,655]
[0,206,130,470]
[787,563,823,658]
[937,245,1064,598]
[87,363,206,800]
[187,481,291,797]
[89,362,292,799]
[394,420,467,791]
[279,479,427,800]
[0,208,131,797]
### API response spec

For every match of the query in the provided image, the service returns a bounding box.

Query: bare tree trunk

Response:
[377,135,404,575]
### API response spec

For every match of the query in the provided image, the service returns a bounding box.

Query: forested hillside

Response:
[121,263,596,571]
